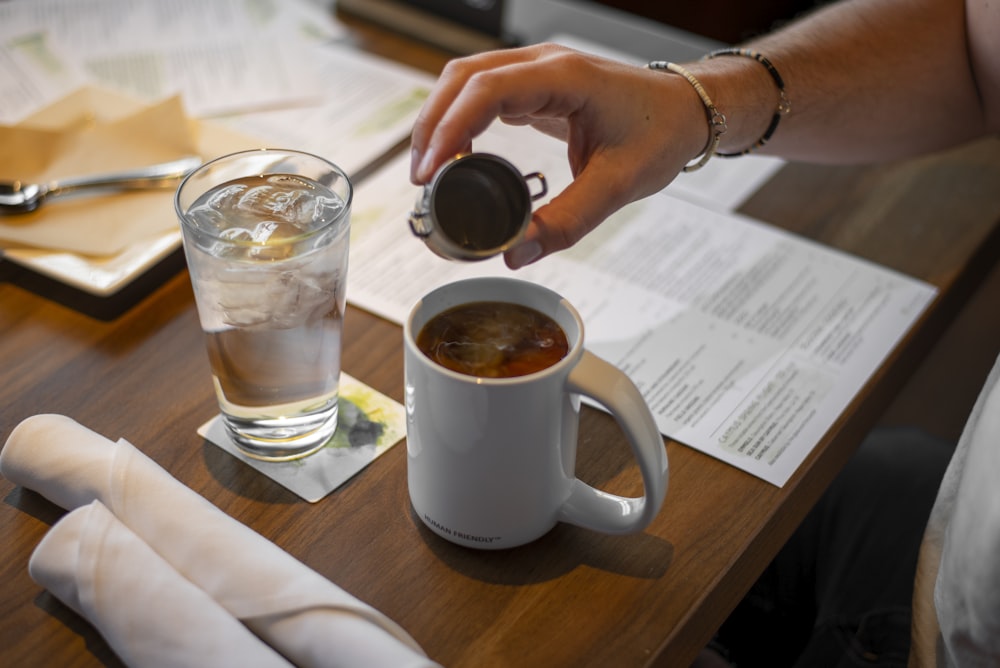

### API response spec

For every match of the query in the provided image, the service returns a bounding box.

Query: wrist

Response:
[639,66,713,171]
[683,54,786,156]
[648,61,728,172]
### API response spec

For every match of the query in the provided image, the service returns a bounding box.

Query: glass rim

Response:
[174,148,353,247]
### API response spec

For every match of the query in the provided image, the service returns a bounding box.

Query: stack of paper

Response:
[0,0,434,297]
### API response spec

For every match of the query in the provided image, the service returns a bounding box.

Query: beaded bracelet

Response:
[704,48,791,156]
[648,60,728,172]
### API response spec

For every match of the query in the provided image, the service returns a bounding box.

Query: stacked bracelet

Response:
[704,48,791,156]
[648,60,728,172]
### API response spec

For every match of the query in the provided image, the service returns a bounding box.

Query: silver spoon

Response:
[0,155,202,215]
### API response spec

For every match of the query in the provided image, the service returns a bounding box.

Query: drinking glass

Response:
[175,149,352,461]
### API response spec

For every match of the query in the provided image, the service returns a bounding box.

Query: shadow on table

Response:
[199,438,301,505]
[3,485,66,526]
[412,506,674,585]
[33,590,126,668]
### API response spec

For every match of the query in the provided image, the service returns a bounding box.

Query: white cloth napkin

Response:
[30,500,293,668]
[1,414,438,668]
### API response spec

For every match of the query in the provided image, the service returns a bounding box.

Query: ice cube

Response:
[206,183,249,211]
[261,271,320,326]
[251,221,279,243]
[313,194,346,223]
[208,268,277,328]
[219,227,254,242]
[236,183,314,229]
[185,201,228,233]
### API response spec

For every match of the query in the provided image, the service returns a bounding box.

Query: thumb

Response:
[504,164,634,269]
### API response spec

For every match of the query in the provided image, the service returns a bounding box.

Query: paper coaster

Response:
[198,373,406,503]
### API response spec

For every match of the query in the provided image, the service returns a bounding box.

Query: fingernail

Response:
[506,239,542,269]
[417,148,437,182]
[409,147,421,182]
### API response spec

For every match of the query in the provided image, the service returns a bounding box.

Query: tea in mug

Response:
[416,301,569,378]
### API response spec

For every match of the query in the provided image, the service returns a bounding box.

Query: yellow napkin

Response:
[0,87,259,256]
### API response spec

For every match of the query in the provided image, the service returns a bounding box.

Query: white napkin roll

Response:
[29,500,293,668]
[1,414,438,668]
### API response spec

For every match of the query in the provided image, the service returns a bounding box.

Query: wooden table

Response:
[3,13,1000,668]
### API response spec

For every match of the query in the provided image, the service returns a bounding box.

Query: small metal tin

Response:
[409,153,547,261]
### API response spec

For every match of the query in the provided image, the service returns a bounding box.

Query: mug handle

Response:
[558,350,669,534]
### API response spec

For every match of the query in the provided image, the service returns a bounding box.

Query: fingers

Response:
[410,44,586,184]
[410,48,527,183]
[411,47,533,151]
[504,155,635,269]
[410,43,695,269]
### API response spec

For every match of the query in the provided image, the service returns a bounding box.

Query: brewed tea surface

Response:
[416,301,569,378]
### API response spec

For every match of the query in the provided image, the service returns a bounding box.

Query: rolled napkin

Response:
[1,414,439,668]
[29,500,293,668]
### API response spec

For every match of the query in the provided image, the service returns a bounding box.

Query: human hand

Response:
[410,43,708,268]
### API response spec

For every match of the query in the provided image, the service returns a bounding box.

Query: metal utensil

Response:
[0,156,202,214]
[408,153,547,261]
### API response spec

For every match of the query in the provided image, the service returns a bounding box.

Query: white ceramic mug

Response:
[404,277,669,549]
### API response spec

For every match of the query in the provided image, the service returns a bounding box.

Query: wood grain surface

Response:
[2,11,1000,668]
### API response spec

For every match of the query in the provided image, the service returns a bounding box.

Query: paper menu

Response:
[0,32,88,125]
[0,0,432,299]
[1,0,433,181]
[220,44,434,175]
[347,133,936,487]
[0,0,346,120]
[548,193,935,486]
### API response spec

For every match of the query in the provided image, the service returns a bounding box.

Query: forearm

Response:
[685,0,988,163]
[407,0,996,268]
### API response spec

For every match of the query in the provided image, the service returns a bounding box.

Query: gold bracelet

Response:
[648,60,727,172]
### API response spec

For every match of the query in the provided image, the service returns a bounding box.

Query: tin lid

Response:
[409,153,546,261]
